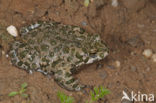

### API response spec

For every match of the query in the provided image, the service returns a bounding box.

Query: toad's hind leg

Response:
[54,69,86,91]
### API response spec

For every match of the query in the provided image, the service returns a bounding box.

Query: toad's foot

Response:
[54,70,86,91]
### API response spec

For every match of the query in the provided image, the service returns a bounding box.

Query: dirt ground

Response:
[0,0,156,103]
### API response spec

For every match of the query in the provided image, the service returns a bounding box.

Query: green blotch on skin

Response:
[66,78,75,84]
[67,56,72,62]
[52,63,57,68]
[31,54,35,60]
[43,69,47,72]
[98,48,105,52]
[41,44,49,51]
[75,60,83,65]
[63,46,69,54]
[50,40,56,45]
[32,63,37,69]
[28,39,35,44]
[65,72,71,77]
[24,62,30,68]
[19,50,28,59]
[42,57,49,63]
[10,52,15,58]
[100,53,104,58]
[79,28,85,34]
[72,83,78,88]
[55,77,62,83]
[51,59,62,67]
[71,48,75,54]
[56,70,63,75]
[56,36,62,41]
[84,57,89,63]
[49,52,54,57]
[82,48,87,53]
[17,61,23,66]
[19,43,27,48]
[76,52,83,60]
[28,57,33,62]
[34,46,40,52]
[28,54,35,62]
[11,59,17,64]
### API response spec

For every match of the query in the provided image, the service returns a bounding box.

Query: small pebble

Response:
[130,51,136,56]
[99,70,107,79]
[152,54,156,62]
[5,54,9,58]
[112,0,118,7]
[115,60,120,67]
[153,29,156,32]
[146,67,151,71]
[142,49,153,58]
[137,24,144,28]
[145,40,151,45]
[2,50,5,55]
[151,20,155,24]
[116,81,120,86]
[7,25,18,37]
[130,66,137,72]
[81,21,87,26]
[126,36,144,47]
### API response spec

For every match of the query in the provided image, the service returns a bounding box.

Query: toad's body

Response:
[9,21,109,91]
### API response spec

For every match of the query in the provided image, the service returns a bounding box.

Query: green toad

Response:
[9,21,109,91]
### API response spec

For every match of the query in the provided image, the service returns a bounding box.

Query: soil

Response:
[0,0,156,103]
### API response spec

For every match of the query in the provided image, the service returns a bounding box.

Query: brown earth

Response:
[0,0,156,103]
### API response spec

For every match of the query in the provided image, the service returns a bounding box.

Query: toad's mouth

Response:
[86,52,109,64]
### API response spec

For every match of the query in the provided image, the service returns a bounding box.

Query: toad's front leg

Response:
[54,69,86,91]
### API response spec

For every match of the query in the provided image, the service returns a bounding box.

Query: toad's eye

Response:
[90,53,97,58]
